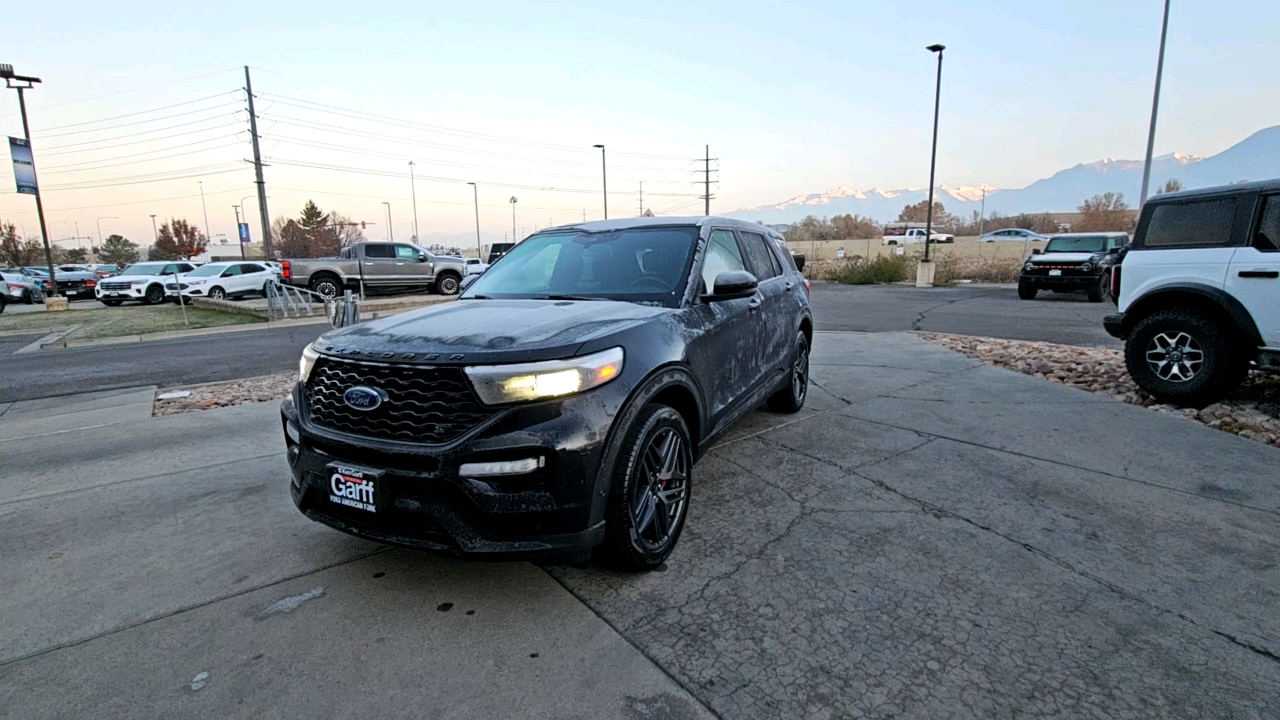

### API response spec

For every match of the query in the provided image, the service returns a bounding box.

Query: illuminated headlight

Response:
[459,457,544,477]
[1080,262,1093,272]
[464,347,624,405]
[299,343,320,383]
[1024,263,1035,272]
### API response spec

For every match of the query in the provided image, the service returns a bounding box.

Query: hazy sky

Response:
[1,0,1275,246]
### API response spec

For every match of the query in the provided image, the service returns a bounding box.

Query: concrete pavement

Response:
[1,331,1276,718]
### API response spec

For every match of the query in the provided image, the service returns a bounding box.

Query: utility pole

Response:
[1139,0,1172,207]
[592,144,607,219]
[1,64,57,284]
[150,214,158,242]
[700,145,717,215]
[244,66,272,259]
[408,161,420,240]
[639,181,643,216]
[467,182,482,259]
[233,205,246,260]
[198,180,211,243]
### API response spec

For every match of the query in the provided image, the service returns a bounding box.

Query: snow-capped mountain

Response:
[726,125,1280,225]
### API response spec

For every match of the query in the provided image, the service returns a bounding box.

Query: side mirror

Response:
[419,253,430,263]
[702,270,758,302]
[1107,246,1121,255]
[459,274,479,292]
[792,253,806,271]
[1031,248,1043,255]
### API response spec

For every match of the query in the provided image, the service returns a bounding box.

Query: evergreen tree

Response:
[99,234,140,266]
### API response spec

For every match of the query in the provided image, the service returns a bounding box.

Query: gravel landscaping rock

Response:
[153,373,295,416]
[922,333,1280,450]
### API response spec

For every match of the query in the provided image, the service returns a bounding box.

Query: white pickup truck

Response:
[882,224,955,246]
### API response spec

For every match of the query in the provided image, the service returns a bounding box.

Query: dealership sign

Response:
[8,137,37,195]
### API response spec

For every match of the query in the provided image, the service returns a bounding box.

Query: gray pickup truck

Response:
[280,242,468,298]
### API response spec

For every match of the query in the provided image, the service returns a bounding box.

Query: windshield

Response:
[185,264,226,277]
[1044,236,1107,253]
[462,227,698,306]
[118,263,171,277]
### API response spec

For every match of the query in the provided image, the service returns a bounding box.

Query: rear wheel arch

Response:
[1124,286,1261,348]
[798,315,813,346]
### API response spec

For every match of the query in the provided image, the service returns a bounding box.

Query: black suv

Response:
[282,218,812,570]
[1018,232,1128,302]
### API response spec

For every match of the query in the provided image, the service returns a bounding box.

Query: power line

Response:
[39,139,243,175]
[37,116,244,154]
[38,92,240,132]
[40,68,242,109]
[41,162,245,191]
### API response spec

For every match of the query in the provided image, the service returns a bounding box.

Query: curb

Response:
[39,316,329,351]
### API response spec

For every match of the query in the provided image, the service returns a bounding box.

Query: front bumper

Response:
[96,285,148,300]
[281,383,623,562]
[1019,272,1100,290]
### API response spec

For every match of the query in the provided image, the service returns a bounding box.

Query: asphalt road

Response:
[2,284,1117,403]
[810,281,1120,347]
[0,323,325,403]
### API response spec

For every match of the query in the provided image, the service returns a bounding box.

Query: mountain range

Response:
[726,125,1280,225]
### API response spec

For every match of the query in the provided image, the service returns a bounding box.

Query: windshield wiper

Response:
[542,294,604,301]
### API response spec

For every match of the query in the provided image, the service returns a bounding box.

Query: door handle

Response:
[395,262,405,266]
[784,281,795,292]
[1238,270,1279,279]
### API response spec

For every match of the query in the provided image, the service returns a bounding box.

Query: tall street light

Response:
[919,43,946,288]
[150,214,159,243]
[409,161,420,241]
[96,216,117,249]
[1139,0,1172,207]
[509,197,518,242]
[2,63,57,283]
[467,182,482,259]
[592,144,608,219]
[382,202,393,242]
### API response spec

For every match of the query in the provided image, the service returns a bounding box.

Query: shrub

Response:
[826,255,912,285]
[933,255,1023,284]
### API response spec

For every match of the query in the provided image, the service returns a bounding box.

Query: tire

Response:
[598,404,693,572]
[100,299,123,307]
[142,284,166,305]
[22,292,33,305]
[1086,276,1105,303]
[208,287,226,301]
[0,296,6,314]
[435,272,461,296]
[309,275,341,300]
[1124,308,1248,408]
[767,331,810,413]
[1017,281,1037,300]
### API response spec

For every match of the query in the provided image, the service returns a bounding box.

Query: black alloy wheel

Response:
[600,404,692,571]
[1124,308,1247,408]
[143,284,166,305]
[767,331,809,413]
[22,291,34,305]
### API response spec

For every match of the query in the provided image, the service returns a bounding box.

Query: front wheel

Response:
[309,275,341,300]
[1124,309,1247,408]
[1086,275,1105,303]
[208,287,226,301]
[1017,281,1037,300]
[23,292,34,305]
[142,284,166,305]
[767,331,809,413]
[435,272,461,296]
[598,404,692,571]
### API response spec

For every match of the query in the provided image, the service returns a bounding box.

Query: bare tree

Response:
[1155,178,1185,195]
[1077,192,1133,232]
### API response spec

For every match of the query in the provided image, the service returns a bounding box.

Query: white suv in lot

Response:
[96,261,198,306]
[1104,179,1280,406]
[170,261,276,301]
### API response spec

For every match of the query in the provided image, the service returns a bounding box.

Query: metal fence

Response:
[264,282,361,328]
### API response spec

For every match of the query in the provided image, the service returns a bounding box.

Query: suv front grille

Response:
[100,281,132,291]
[305,356,494,444]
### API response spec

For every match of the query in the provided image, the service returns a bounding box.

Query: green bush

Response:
[827,255,912,285]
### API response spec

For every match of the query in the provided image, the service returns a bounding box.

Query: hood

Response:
[1030,252,1099,264]
[317,299,668,364]
[53,271,99,280]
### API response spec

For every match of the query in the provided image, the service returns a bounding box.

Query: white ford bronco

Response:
[1104,179,1280,407]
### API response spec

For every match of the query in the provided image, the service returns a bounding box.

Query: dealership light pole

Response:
[467,182,482,259]
[149,214,158,243]
[382,202,393,242]
[2,64,57,283]
[592,144,608,219]
[509,196,518,242]
[408,161,420,241]
[1139,0,1172,207]
[95,216,117,250]
[918,44,946,287]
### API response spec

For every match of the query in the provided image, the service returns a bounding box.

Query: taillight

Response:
[803,278,811,292]
[1110,267,1122,299]
[281,261,291,279]
[86,279,96,287]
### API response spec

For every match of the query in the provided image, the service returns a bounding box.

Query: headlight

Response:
[187,278,207,285]
[464,347,624,405]
[1024,263,1035,272]
[299,343,320,383]
[1080,262,1093,272]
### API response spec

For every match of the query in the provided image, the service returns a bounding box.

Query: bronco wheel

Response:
[599,404,692,571]
[435,272,461,296]
[1018,281,1037,300]
[767,331,809,413]
[143,284,166,305]
[309,275,341,300]
[1124,308,1247,408]
[1086,276,1105,303]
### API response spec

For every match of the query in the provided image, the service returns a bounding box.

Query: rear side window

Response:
[363,244,394,259]
[739,231,780,280]
[1143,198,1237,248]
[702,230,746,291]
[1254,195,1280,252]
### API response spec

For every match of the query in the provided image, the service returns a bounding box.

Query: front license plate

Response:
[1049,269,1062,276]
[327,464,381,513]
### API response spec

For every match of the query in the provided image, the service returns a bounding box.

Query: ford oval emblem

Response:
[343,386,386,411]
